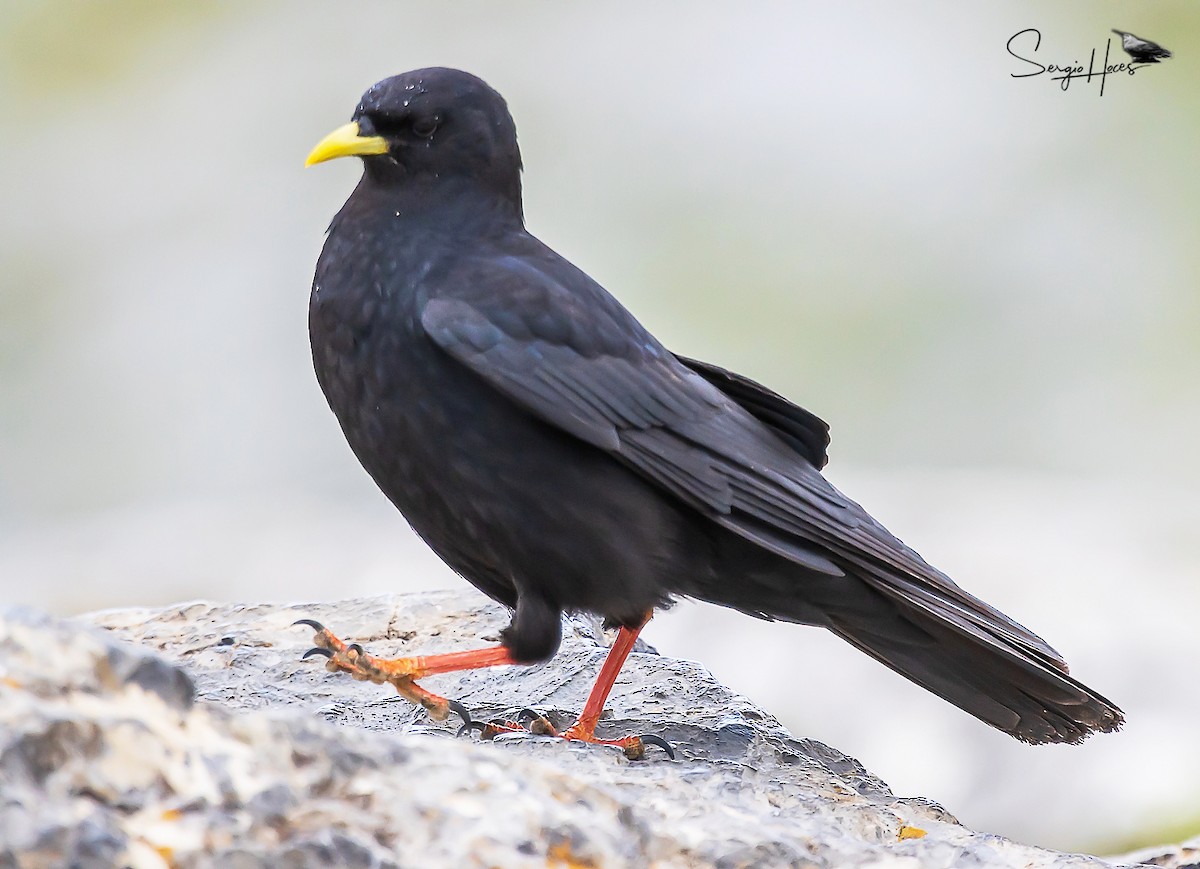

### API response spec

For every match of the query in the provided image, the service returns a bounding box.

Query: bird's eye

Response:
[412,116,439,138]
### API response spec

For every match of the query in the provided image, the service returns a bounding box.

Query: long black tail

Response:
[680,353,1123,743]
[823,576,1124,744]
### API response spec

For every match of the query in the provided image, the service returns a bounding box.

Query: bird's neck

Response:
[344,173,525,241]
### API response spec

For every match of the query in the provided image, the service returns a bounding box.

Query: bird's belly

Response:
[317,330,692,620]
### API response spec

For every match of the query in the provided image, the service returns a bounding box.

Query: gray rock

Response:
[0,591,1138,867]
[1113,834,1200,869]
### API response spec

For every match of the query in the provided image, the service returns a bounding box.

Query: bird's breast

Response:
[306,212,696,620]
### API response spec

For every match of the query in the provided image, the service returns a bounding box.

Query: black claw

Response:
[517,708,546,725]
[447,699,474,728]
[346,643,365,656]
[302,647,334,660]
[518,708,556,736]
[456,721,489,738]
[637,734,675,760]
[447,700,489,739]
[293,618,326,632]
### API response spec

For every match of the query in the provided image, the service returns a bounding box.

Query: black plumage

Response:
[1112,29,1172,64]
[308,68,1123,744]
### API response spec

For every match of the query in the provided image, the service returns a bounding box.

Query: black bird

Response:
[301,67,1123,754]
[1112,29,1172,63]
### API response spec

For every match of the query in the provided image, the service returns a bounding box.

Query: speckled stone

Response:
[0,592,1133,868]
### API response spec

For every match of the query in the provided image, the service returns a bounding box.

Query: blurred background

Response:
[1,0,1197,855]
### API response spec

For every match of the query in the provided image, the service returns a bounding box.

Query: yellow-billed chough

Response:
[299,67,1123,757]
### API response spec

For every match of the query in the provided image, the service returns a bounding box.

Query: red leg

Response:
[528,612,672,759]
[296,613,672,758]
[296,619,516,720]
[564,615,648,741]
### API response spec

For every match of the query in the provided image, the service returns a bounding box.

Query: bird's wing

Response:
[675,354,830,469]
[420,271,1067,668]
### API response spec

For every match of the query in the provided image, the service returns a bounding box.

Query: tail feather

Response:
[826,589,1124,744]
[701,504,1124,744]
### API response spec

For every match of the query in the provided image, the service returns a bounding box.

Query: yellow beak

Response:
[305,122,389,167]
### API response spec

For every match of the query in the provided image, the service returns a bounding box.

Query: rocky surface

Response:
[1117,836,1200,869]
[0,590,1162,867]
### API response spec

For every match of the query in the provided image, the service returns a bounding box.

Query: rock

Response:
[0,591,1136,867]
[1113,835,1200,869]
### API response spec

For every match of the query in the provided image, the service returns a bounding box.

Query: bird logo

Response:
[1112,29,1172,64]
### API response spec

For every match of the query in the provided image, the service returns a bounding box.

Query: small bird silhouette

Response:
[1112,29,1172,63]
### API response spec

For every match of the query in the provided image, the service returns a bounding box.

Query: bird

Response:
[1112,29,1172,64]
[300,67,1123,757]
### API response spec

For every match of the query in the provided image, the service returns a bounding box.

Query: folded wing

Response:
[420,263,1123,742]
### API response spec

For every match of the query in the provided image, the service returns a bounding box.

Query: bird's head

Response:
[307,67,522,202]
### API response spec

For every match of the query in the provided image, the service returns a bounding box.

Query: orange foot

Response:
[461,708,674,761]
[294,614,675,761]
[294,618,514,721]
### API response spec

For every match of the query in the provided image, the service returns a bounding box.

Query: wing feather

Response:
[420,283,1066,667]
